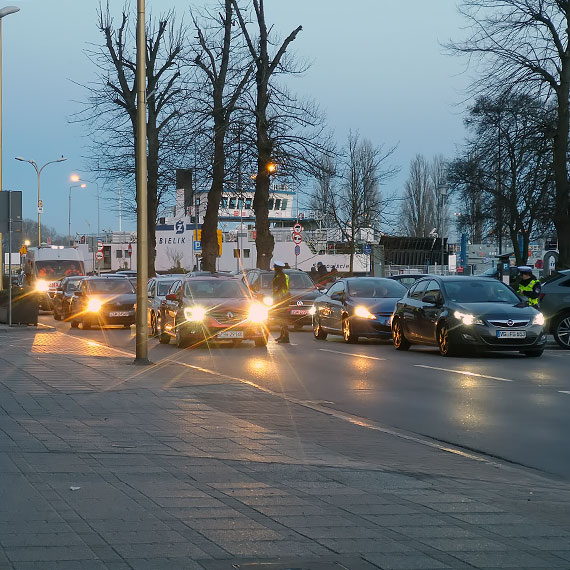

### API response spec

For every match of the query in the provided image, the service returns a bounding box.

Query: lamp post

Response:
[15,156,67,246]
[0,6,20,290]
[68,183,86,244]
[438,183,449,275]
[70,174,100,235]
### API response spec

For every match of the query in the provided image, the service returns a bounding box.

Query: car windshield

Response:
[444,280,520,303]
[36,260,83,279]
[67,279,83,291]
[347,278,406,298]
[157,280,176,296]
[260,273,314,290]
[86,279,135,294]
[184,280,248,299]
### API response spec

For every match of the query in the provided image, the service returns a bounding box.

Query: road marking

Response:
[559,391,570,395]
[318,348,386,361]
[414,364,513,382]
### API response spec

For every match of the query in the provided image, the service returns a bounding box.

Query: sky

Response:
[1,0,469,239]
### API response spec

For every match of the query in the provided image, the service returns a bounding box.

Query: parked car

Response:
[539,269,570,349]
[52,276,85,321]
[69,277,137,330]
[312,277,407,343]
[244,269,320,329]
[158,275,268,348]
[392,276,546,357]
[147,275,180,336]
[388,274,427,289]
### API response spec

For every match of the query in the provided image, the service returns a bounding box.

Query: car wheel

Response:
[293,322,304,331]
[313,316,327,340]
[149,312,156,337]
[70,320,79,329]
[82,319,91,331]
[522,349,544,357]
[552,312,570,350]
[175,321,189,349]
[158,323,170,345]
[342,318,359,344]
[392,318,410,351]
[53,308,62,321]
[254,335,268,347]
[438,323,457,357]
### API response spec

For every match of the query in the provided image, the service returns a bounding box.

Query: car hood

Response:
[350,297,400,314]
[185,297,254,312]
[88,293,137,304]
[452,302,537,319]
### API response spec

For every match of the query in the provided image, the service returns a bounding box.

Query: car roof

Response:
[182,274,241,282]
[415,275,500,284]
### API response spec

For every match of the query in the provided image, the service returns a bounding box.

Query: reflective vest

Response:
[518,279,540,306]
[272,272,290,301]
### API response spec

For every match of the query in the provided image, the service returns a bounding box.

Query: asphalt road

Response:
[43,314,570,480]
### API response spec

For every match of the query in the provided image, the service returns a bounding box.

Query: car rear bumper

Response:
[351,316,393,338]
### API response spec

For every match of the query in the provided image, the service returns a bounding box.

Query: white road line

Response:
[559,391,570,395]
[414,364,513,383]
[318,348,386,361]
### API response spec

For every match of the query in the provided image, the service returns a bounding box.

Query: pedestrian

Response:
[330,265,338,279]
[272,260,291,343]
[310,264,318,283]
[317,262,328,284]
[517,265,541,306]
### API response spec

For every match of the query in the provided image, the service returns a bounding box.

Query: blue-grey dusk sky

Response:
[2,0,468,237]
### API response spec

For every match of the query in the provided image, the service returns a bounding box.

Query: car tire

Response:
[53,308,62,321]
[175,322,189,349]
[392,318,410,351]
[150,312,157,337]
[438,323,457,357]
[70,320,79,329]
[342,317,359,344]
[522,349,544,357]
[313,316,327,340]
[254,336,268,347]
[158,327,170,345]
[293,323,304,331]
[552,311,570,350]
[82,319,91,331]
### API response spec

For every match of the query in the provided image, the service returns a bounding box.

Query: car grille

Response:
[102,303,133,311]
[488,319,529,327]
[209,310,246,324]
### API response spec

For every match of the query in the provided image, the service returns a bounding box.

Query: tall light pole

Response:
[0,6,20,291]
[438,183,449,275]
[135,0,149,364]
[68,183,86,244]
[15,156,67,246]
[71,174,100,235]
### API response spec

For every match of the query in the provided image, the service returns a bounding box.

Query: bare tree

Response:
[74,2,188,276]
[308,153,336,226]
[447,0,570,268]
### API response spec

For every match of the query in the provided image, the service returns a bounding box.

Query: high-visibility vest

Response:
[518,279,540,306]
[272,273,290,300]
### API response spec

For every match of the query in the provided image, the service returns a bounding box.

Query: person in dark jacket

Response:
[517,266,541,306]
[272,260,291,343]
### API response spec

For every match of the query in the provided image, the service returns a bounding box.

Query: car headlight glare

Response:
[262,295,273,307]
[184,306,207,322]
[308,305,316,316]
[532,312,545,326]
[35,280,49,292]
[248,303,269,323]
[354,305,375,319]
[454,310,483,326]
[87,298,102,312]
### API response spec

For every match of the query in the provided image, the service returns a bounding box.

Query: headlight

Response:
[262,295,273,307]
[354,305,375,319]
[35,280,49,292]
[184,305,207,322]
[532,312,545,326]
[454,310,483,326]
[248,303,269,323]
[308,306,316,316]
[87,298,102,312]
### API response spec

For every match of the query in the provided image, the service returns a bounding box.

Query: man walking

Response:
[272,260,291,343]
[517,265,541,307]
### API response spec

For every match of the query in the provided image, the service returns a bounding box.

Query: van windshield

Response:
[35,260,84,279]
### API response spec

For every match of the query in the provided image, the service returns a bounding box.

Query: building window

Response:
[281,199,288,210]
[229,197,236,208]
[274,199,281,210]
[243,249,250,258]
[196,198,200,206]
[221,197,228,208]
[116,250,123,258]
[238,198,244,208]
[245,198,252,209]
[268,199,274,210]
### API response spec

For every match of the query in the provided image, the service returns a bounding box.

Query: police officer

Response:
[272,260,291,343]
[517,266,541,306]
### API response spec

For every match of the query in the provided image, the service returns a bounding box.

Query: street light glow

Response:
[70,174,80,182]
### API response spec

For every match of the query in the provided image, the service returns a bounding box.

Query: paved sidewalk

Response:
[0,328,569,570]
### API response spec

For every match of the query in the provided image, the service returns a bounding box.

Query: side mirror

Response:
[330,291,345,302]
[422,294,439,305]
[165,293,178,301]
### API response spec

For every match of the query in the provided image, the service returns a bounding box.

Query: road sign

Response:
[19,245,27,255]
[95,251,103,261]
[292,232,302,245]
[97,239,104,252]
[363,243,372,255]
[293,222,302,233]
[37,207,44,214]
[294,245,300,256]
[127,243,132,257]
[193,240,202,251]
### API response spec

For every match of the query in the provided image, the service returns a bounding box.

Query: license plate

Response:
[216,330,244,339]
[109,311,131,317]
[290,309,308,315]
[497,330,526,339]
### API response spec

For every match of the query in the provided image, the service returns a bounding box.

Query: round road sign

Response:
[95,251,104,261]
[293,223,302,233]
[292,232,302,245]
[294,244,301,256]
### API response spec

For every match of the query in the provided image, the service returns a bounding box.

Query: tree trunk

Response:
[254,161,274,270]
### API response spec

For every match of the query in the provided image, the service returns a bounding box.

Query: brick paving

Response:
[0,327,569,569]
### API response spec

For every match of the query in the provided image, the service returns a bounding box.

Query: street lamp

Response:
[68,183,86,244]
[15,156,67,246]
[70,174,100,235]
[0,5,20,291]
[438,183,449,275]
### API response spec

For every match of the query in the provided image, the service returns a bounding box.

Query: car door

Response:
[161,280,181,333]
[322,281,346,331]
[401,279,429,339]
[416,280,443,343]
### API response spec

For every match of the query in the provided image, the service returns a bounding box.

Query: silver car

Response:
[147,275,181,336]
[539,269,570,349]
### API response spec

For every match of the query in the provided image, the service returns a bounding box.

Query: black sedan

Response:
[52,276,85,321]
[69,277,137,330]
[388,273,427,289]
[312,277,407,343]
[392,276,547,357]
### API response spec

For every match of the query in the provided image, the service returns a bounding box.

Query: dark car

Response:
[158,275,268,348]
[539,269,570,349]
[69,277,137,330]
[388,274,428,289]
[245,269,320,329]
[392,276,546,357]
[312,277,407,343]
[52,276,85,321]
